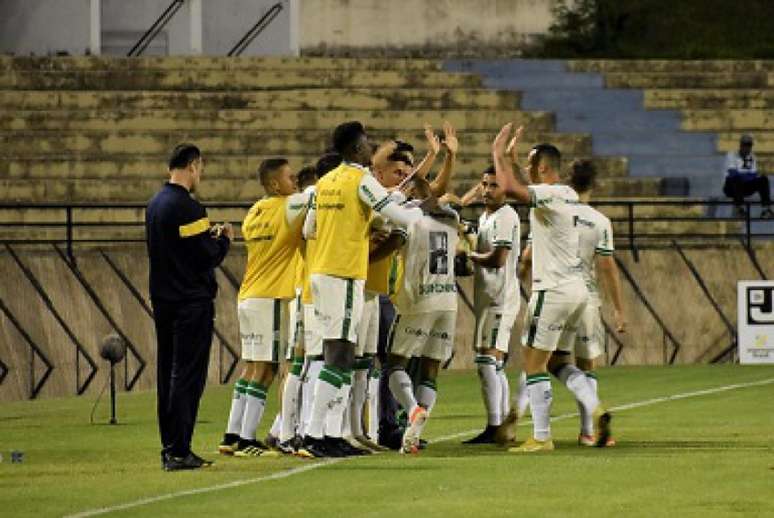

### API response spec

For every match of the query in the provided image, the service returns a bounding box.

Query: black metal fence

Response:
[1,199,771,260]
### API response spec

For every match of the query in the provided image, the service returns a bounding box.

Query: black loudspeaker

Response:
[100,334,126,424]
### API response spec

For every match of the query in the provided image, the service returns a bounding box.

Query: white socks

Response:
[307,364,345,439]
[299,359,323,437]
[476,354,501,426]
[388,367,418,416]
[366,368,380,438]
[497,361,510,418]
[556,364,600,423]
[279,372,302,442]
[226,378,248,435]
[578,371,599,435]
[515,371,529,417]
[526,373,552,441]
[416,379,437,413]
[239,382,268,441]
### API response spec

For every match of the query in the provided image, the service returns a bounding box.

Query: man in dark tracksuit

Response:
[146,143,232,471]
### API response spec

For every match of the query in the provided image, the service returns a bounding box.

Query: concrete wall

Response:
[101,0,191,55]
[1,0,556,57]
[203,0,293,56]
[299,0,559,57]
[1,242,771,402]
[0,0,294,56]
[0,0,92,56]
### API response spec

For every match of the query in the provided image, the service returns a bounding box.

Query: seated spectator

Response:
[723,134,773,218]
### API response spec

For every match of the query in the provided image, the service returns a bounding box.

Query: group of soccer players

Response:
[216,119,626,458]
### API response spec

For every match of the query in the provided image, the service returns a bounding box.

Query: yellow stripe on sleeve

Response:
[179,217,210,238]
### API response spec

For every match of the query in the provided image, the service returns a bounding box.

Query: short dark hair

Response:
[532,143,561,171]
[388,150,414,167]
[332,121,366,155]
[482,165,496,176]
[168,143,201,170]
[258,158,289,188]
[297,165,318,190]
[569,159,597,194]
[316,152,342,177]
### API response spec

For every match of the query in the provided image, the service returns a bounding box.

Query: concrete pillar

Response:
[288,0,300,57]
[89,0,101,55]
[189,0,203,54]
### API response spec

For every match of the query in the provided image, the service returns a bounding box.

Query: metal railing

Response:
[1,199,772,262]
[127,0,186,57]
[227,2,284,57]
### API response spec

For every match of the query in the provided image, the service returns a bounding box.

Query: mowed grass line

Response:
[1,365,773,517]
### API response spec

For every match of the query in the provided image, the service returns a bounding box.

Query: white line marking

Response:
[65,376,774,518]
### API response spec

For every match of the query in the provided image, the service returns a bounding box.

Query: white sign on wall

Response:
[738,281,774,364]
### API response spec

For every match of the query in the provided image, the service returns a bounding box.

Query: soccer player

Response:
[386,176,460,453]
[561,159,625,445]
[270,165,321,454]
[354,124,459,450]
[297,153,344,450]
[492,123,611,452]
[297,121,420,458]
[218,158,312,457]
[461,166,521,445]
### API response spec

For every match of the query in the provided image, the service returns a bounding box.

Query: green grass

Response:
[1,365,774,517]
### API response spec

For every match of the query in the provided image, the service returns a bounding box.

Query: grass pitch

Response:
[1,364,773,517]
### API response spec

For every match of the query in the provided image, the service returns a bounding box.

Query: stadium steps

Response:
[0,55,443,71]
[567,60,774,74]
[443,59,722,198]
[0,89,522,111]
[0,56,699,211]
[0,130,591,156]
[0,109,554,132]
[0,69,481,90]
[644,89,774,110]
[1,174,647,203]
[602,73,772,90]
[0,155,629,180]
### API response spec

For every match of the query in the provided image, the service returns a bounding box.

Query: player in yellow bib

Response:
[218,158,313,458]
[297,121,420,458]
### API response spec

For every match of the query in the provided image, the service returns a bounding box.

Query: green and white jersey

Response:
[473,204,520,315]
[394,204,460,315]
[528,183,584,292]
[575,203,614,308]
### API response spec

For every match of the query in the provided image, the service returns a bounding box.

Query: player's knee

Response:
[576,357,595,371]
[386,353,409,371]
[419,357,440,381]
[547,352,572,377]
[324,339,355,370]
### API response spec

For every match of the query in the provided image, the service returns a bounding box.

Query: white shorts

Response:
[474,308,517,353]
[521,280,589,353]
[287,290,304,360]
[311,274,365,344]
[575,303,604,360]
[303,303,323,358]
[388,311,456,362]
[238,298,289,362]
[356,292,380,356]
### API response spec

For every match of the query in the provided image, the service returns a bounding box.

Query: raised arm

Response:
[459,182,483,207]
[413,123,441,180]
[492,123,530,203]
[359,174,422,228]
[429,121,458,197]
